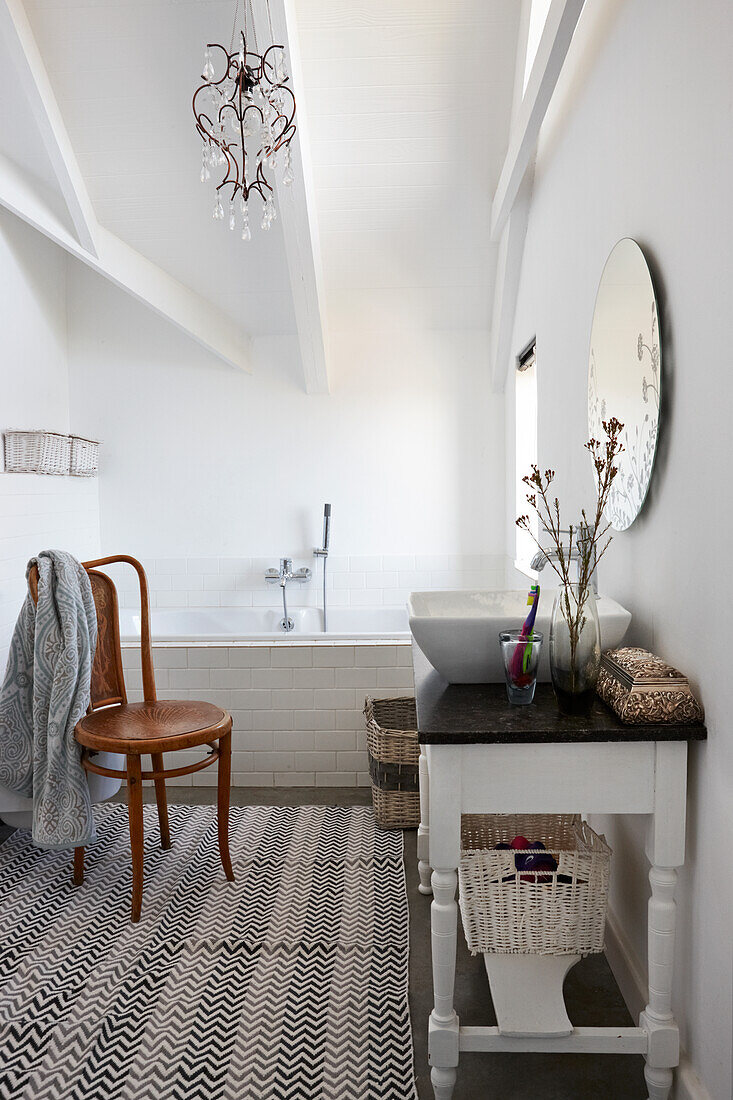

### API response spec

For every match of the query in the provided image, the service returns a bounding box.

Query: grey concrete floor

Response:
[4,787,647,1098]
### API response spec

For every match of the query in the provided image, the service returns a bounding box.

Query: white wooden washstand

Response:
[413,646,706,1100]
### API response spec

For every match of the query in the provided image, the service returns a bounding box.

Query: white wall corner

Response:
[604,908,715,1100]
[489,164,534,394]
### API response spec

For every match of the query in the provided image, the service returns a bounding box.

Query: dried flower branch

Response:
[516,418,624,684]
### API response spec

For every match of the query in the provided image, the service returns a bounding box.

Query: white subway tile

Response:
[229,647,271,668]
[170,668,210,690]
[313,646,355,668]
[274,730,315,751]
[155,591,182,608]
[335,668,377,688]
[294,752,335,772]
[335,709,366,731]
[229,710,254,732]
[293,667,334,689]
[336,751,367,772]
[252,668,293,690]
[220,557,252,574]
[230,689,271,709]
[334,572,363,590]
[173,574,202,591]
[366,571,398,589]
[398,570,432,588]
[204,575,236,592]
[349,556,382,572]
[314,730,357,751]
[350,590,383,607]
[187,647,229,668]
[355,645,396,667]
[257,752,294,772]
[233,772,273,787]
[187,558,220,574]
[273,689,314,710]
[188,591,220,607]
[153,647,189,668]
[274,773,314,786]
[395,644,414,666]
[149,574,173,591]
[316,772,357,787]
[356,772,371,787]
[226,591,254,607]
[271,647,313,668]
[251,709,294,731]
[155,558,187,574]
[377,667,414,689]
[211,669,252,689]
[231,751,254,771]
[233,730,272,751]
[314,688,356,710]
[294,709,335,730]
[382,555,415,571]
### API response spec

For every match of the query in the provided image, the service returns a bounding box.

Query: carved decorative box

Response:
[597,647,704,725]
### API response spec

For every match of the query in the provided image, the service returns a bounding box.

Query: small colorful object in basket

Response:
[499,629,543,705]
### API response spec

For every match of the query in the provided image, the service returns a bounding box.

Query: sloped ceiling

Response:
[0,0,522,378]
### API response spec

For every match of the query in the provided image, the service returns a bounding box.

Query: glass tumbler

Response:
[499,630,543,705]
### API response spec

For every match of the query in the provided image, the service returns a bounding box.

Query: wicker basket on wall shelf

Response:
[3,431,100,477]
[364,696,420,830]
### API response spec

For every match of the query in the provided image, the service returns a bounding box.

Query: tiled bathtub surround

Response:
[121,642,415,787]
[114,554,506,611]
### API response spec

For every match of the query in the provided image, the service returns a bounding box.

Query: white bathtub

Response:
[120,606,410,643]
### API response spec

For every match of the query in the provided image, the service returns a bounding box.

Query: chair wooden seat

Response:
[28,554,234,923]
[76,700,230,754]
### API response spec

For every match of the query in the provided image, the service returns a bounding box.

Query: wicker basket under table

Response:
[364,696,420,830]
[459,813,611,957]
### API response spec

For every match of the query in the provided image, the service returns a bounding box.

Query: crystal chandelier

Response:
[193,0,296,239]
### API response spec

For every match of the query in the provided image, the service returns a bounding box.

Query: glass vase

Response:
[549,583,601,716]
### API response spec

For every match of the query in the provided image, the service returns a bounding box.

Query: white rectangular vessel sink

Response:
[408,589,632,684]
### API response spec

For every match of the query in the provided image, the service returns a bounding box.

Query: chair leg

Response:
[126,754,144,923]
[73,846,84,885]
[217,729,234,881]
[151,752,171,850]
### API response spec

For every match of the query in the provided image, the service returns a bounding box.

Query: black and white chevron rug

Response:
[0,803,417,1100]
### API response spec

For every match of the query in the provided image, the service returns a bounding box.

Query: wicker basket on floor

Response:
[364,696,420,830]
[459,813,611,957]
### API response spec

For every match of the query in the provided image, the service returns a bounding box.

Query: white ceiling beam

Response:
[490,0,585,240]
[0,153,252,372]
[252,0,330,395]
[489,167,533,393]
[0,0,98,256]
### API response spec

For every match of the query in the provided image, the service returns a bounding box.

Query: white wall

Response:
[505,2,733,1096]
[67,262,506,578]
[0,211,100,669]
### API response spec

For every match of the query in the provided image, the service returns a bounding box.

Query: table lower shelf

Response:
[457,1025,649,1055]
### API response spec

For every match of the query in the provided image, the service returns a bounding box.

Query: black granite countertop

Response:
[413,647,707,745]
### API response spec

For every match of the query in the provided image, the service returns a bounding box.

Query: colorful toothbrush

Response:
[509,585,540,683]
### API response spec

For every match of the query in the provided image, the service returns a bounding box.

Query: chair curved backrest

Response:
[27,554,156,710]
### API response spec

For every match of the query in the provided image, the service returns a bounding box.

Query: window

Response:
[515,338,538,575]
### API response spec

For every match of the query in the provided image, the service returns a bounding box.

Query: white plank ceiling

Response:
[295,0,520,333]
[4,0,521,354]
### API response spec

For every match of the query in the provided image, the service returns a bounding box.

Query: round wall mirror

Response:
[588,238,661,531]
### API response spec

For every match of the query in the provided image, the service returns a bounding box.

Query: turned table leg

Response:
[217,729,235,882]
[418,747,432,895]
[430,867,459,1100]
[641,866,680,1100]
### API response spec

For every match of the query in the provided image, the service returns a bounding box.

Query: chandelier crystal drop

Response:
[193,0,296,242]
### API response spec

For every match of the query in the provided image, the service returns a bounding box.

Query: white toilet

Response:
[0,752,123,830]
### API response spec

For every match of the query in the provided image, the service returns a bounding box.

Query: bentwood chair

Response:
[28,554,234,922]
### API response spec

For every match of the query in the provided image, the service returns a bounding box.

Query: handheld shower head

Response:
[322,503,331,553]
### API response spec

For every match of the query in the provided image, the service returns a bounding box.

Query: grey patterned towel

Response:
[0,551,98,850]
